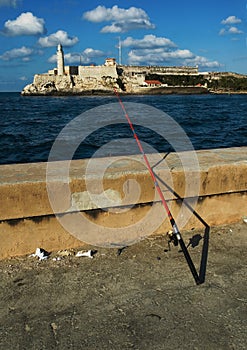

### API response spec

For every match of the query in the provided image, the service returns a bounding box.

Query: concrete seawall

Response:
[0,147,246,260]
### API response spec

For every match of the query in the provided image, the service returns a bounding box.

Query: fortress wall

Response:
[120,65,198,76]
[78,65,118,79]
[34,74,54,84]
[34,67,118,87]
[0,147,246,259]
[149,66,198,75]
[33,74,72,86]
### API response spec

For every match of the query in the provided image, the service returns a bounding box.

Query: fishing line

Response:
[114,88,201,285]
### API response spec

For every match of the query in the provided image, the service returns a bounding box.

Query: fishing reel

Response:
[166,230,179,250]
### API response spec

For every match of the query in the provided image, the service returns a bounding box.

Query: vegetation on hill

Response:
[146,74,206,87]
[145,73,247,91]
[208,76,247,91]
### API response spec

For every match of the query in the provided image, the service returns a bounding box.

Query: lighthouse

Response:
[57,44,64,75]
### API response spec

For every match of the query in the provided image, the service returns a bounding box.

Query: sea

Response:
[0,92,246,165]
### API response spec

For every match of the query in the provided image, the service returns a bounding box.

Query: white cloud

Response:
[0,0,19,6]
[166,49,194,59]
[219,26,243,35]
[128,48,194,65]
[38,30,79,47]
[121,34,176,49]
[84,5,150,22]
[219,28,226,36]
[185,56,221,68]
[83,5,154,33]
[48,54,57,63]
[219,15,243,36]
[0,46,33,61]
[123,34,195,66]
[19,76,28,81]
[221,16,241,25]
[101,19,155,33]
[83,48,105,58]
[48,48,105,64]
[2,12,45,36]
[228,26,243,34]
[126,38,221,69]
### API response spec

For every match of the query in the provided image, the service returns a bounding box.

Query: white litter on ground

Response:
[29,248,49,260]
[75,250,93,258]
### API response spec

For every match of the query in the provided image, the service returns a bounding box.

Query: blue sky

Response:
[0,0,246,91]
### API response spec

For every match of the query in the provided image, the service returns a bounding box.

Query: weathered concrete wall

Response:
[0,147,246,259]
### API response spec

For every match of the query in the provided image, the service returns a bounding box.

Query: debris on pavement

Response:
[242,216,247,224]
[52,257,62,261]
[57,250,73,257]
[29,248,49,261]
[75,250,94,258]
[117,246,128,256]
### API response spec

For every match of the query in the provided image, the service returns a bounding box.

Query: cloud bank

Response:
[219,15,243,36]
[219,26,243,35]
[121,34,176,49]
[2,12,46,36]
[83,5,154,33]
[0,46,34,61]
[83,6,221,69]
[221,16,241,25]
[38,30,79,47]
[123,34,221,68]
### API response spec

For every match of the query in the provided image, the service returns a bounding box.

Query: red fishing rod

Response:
[114,88,201,285]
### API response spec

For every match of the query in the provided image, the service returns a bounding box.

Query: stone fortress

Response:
[21,44,220,95]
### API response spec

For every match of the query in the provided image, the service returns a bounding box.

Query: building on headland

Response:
[47,45,118,80]
[105,58,116,66]
[144,80,162,87]
[47,44,199,80]
[21,44,213,95]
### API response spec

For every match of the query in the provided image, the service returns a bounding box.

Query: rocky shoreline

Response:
[21,85,210,96]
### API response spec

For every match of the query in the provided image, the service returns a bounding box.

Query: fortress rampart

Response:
[78,65,118,79]
[0,147,246,260]
[21,44,203,95]
[119,65,199,76]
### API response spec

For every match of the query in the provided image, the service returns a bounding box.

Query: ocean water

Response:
[0,92,246,165]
